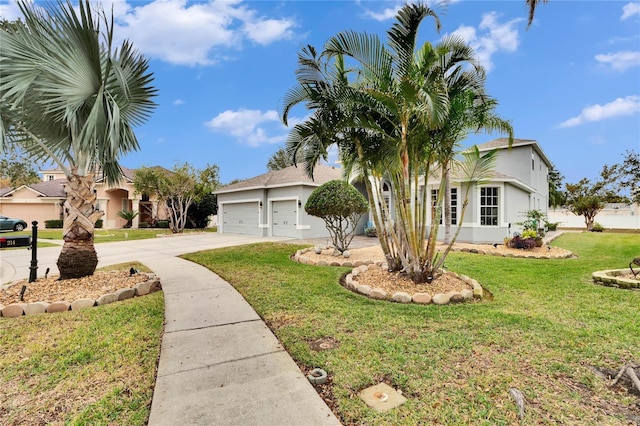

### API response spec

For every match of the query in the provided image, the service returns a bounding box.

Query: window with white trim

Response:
[431,189,441,225]
[480,187,499,226]
[450,188,458,225]
[431,188,458,225]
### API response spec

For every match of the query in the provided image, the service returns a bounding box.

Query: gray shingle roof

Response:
[215,164,343,194]
[475,138,537,150]
[1,179,68,198]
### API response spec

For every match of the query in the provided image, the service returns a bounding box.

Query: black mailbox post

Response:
[29,221,38,283]
[0,235,31,248]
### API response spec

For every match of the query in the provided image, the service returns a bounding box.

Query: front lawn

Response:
[0,263,163,425]
[183,233,640,425]
[5,227,217,244]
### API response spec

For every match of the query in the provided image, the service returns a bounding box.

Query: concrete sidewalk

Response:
[144,255,340,425]
[1,234,341,425]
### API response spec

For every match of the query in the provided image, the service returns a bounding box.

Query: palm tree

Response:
[282,3,508,283]
[0,1,157,279]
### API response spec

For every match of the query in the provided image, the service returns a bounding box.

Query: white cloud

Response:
[0,0,23,21]
[363,4,401,22]
[0,0,297,66]
[111,0,295,66]
[360,0,457,21]
[621,2,640,20]
[205,109,285,146]
[449,12,522,72]
[173,99,185,106]
[242,16,295,45]
[559,95,640,127]
[595,51,640,71]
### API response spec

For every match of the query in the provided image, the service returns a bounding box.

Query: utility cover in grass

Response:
[359,383,407,412]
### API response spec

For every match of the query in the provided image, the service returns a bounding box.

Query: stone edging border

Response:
[294,248,381,268]
[0,273,162,318]
[293,248,483,305]
[592,270,640,290]
[343,263,483,305]
[449,246,574,259]
[294,246,573,267]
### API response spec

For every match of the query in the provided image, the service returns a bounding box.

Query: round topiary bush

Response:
[305,180,368,253]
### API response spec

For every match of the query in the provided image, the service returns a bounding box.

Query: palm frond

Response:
[0,0,156,185]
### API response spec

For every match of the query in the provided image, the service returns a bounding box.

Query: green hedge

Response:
[45,219,103,229]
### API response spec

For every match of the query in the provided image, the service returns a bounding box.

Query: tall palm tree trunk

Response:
[57,171,103,279]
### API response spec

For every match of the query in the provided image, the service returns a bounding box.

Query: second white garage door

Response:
[272,200,298,237]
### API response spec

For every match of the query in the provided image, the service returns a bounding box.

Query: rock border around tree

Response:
[342,263,483,305]
[293,248,484,305]
[592,270,640,290]
[0,274,162,318]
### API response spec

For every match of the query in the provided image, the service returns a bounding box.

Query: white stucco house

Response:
[216,138,552,243]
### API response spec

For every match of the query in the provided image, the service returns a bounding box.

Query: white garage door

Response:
[272,200,298,238]
[222,202,261,235]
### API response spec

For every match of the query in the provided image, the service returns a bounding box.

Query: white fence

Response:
[548,203,640,230]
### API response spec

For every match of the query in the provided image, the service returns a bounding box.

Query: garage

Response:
[221,202,261,235]
[272,200,298,238]
[214,165,344,239]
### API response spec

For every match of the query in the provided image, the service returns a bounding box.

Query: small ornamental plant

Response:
[507,231,537,250]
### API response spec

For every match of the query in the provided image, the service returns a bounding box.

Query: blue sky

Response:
[1,0,639,186]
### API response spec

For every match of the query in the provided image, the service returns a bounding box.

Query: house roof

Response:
[475,138,552,168]
[215,164,343,194]
[0,179,68,198]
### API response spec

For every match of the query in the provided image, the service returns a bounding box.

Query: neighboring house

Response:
[216,138,551,244]
[215,164,348,239]
[0,166,167,229]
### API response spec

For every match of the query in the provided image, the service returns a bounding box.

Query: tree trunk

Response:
[443,166,452,244]
[57,172,103,279]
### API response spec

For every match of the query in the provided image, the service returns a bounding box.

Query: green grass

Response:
[0,263,163,425]
[3,226,217,245]
[183,233,640,425]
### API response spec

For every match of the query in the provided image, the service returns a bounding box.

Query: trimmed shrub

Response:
[155,220,170,228]
[138,222,148,228]
[44,219,63,229]
[591,222,604,232]
[305,180,368,253]
[45,218,102,229]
